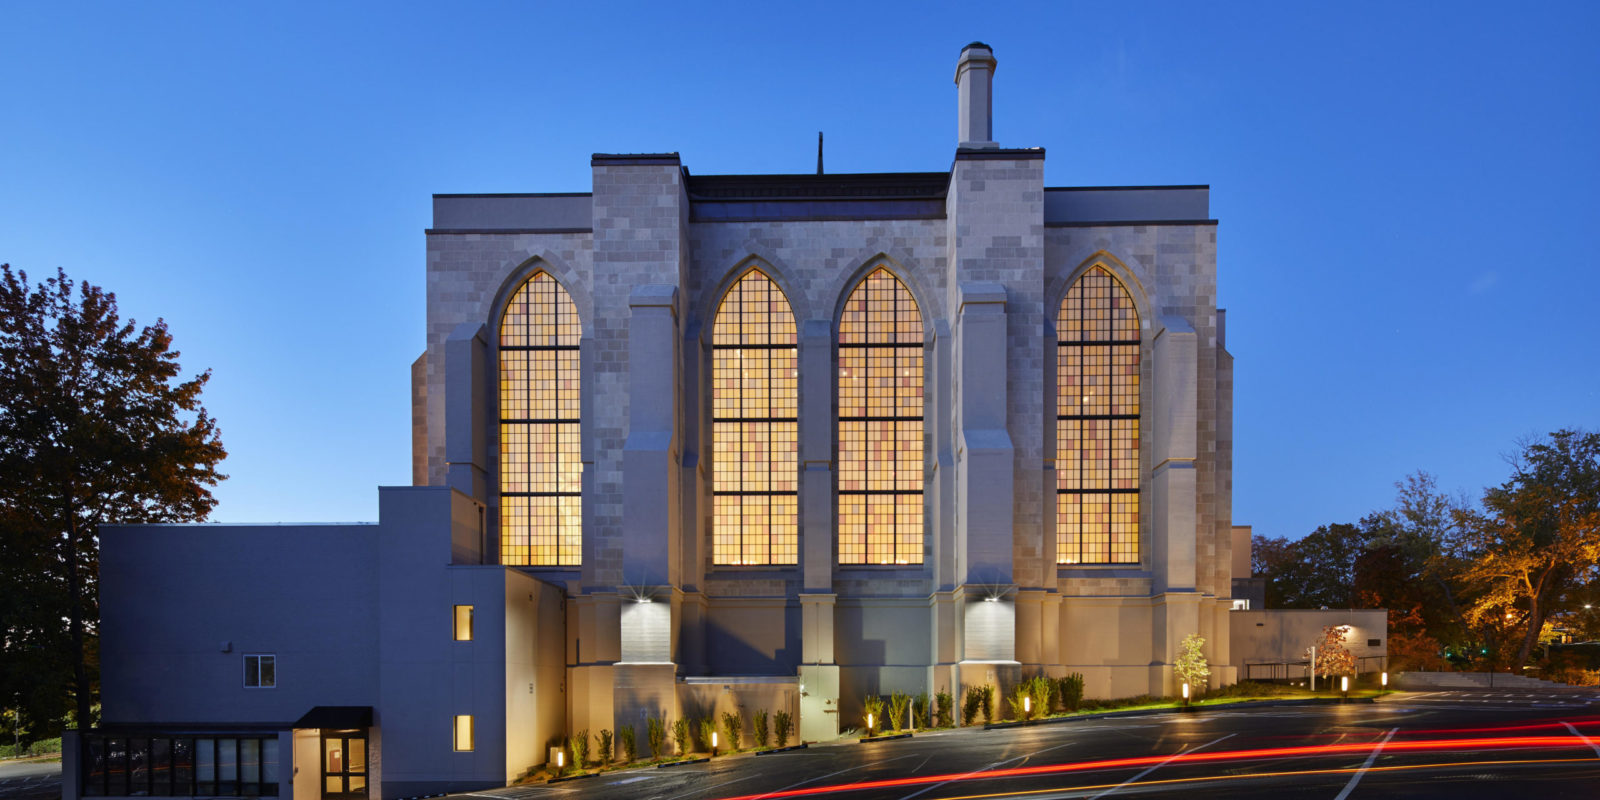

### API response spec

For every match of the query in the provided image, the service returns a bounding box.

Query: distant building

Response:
[78,43,1262,800]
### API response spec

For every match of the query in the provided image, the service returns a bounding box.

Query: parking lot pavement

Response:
[0,759,62,800]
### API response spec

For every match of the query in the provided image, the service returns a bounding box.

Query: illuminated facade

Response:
[83,42,1253,800]
[415,41,1240,744]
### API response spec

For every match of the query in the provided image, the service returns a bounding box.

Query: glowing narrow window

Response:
[453,605,473,641]
[838,267,924,565]
[711,271,799,565]
[453,715,474,752]
[1056,267,1140,564]
[498,272,582,566]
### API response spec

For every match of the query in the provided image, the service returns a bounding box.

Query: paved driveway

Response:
[0,759,61,800]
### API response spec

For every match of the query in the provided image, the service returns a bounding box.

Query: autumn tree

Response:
[1307,624,1356,681]
[1460,430,1600,668]
[1175,633,1210,692]
[0,264,226,733]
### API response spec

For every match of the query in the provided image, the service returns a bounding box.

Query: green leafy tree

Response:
[862,694,884,735]
[670,717,688,757]
[0,265,227,731]
[1461,430,1600,667]
[720,710,742,751]
[753,709,769,749]
[618,724,636,762]
[1175,633,1210,692]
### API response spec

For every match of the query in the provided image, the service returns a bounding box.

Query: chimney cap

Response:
[962,41,993,52]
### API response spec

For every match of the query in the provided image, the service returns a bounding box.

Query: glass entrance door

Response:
[320,730,367,798]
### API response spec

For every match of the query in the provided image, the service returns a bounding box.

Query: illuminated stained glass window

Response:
[1057,267,1140,564]
[712,270,799,565]
[838,267,924,565]
[499,272,581,566]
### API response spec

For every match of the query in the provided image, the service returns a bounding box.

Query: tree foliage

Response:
[1307,625,1355,679]
[1175,633,1210,690]
[0,264,226,734]
[1459,430,1600,667]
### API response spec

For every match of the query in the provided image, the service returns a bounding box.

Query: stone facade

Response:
[416,43,1238,741]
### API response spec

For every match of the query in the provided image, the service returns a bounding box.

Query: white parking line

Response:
[1332,727,1397,800]
[1562,722,1600,758]
[1087,733,1235,799]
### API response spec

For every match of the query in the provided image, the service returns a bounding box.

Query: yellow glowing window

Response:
[453,605,473,641]
[838,267,923,565]
[1057,266,1140,564]
[712,270,799,565]
[499,271,582,567]
[453,715,474,752]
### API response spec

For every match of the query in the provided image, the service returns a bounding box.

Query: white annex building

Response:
[70,43,1384,800]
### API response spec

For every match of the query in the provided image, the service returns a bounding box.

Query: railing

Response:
[1244,655,1389,683]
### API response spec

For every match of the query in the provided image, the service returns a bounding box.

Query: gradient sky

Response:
[3,1,1596,539]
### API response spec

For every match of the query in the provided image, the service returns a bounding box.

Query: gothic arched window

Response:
[711,270,799,565]
[838,267,924,565]
[498,272,582,566]
[1056,266,1140,564]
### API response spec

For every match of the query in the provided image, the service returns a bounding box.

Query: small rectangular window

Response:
[243,654,275,688]
[453,715,474,752]
[1369,638,1382,647]
[454,605,474,641]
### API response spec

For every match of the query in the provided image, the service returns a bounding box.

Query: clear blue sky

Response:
[3,2,1596,539]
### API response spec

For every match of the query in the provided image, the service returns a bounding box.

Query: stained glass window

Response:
[498,272,582,566]
[838,268,924,565]
[711,270,799,565]
[1057,267,1140,564]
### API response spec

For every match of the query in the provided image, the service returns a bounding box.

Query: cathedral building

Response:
[78,43,1275,800]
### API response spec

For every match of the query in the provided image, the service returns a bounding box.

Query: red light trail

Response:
[713,735,1597,800]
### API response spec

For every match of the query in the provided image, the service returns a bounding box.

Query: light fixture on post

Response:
[1182,682,1190,708]
[711,730,718,756]
[1024,695,1031,718]
[1381,671,1388,690]
[1341,675,1350,700]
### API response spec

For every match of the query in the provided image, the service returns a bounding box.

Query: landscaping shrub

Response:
[863,694,885,735]
[568,730,588,771]
[962,686,983,726]
[672,718,689,757]
[721,711,743,751]
[887,692,909,733]
[647,716,666,760]
[1009,682,1032,721]
[698,718,717,753]
[597,729,613,765]
[754,709,770,749]
[936,690,954,728]
[980,684,995,724]
[619,724,637,762]
[774,710,794,748]
[1059,673,1085,712]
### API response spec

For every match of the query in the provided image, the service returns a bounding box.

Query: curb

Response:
[859,733,913,743]
[981,696,1379,730]
[546,771,599,784]
[756,743,809,755]
[655,757,710,769]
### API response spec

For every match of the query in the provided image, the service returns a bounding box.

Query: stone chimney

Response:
[955,41,997,148]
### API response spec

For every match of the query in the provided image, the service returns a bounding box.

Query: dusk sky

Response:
[3,1,1595,541]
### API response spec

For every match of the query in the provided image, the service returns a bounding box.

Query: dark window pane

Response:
[151,738,172,796]
[219,739,238,784]
[107,739,128,797]
[259,657,274,688]
[261,739,279,785]
[240,739,259,785]
[172,738,194,796]
[86,736,106,797]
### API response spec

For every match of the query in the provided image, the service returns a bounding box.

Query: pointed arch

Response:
[710,269,799,565]
[1056,265,1140,565]
[701,253,812,335]
[837,266,925,565]
[498,270,582,566]
[827,252,938,342]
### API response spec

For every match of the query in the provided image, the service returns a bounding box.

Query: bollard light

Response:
[1182,682,1190,707]
[556,750,564,769]
[1381,671,1389,688]
[711,730,718,755]
[1341,675,1350,698]
[1024,696,1031,715]
[866,712,874,734]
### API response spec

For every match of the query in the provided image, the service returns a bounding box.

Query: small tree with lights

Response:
[1308,624,1357,688]
[1175,634,1211,699]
